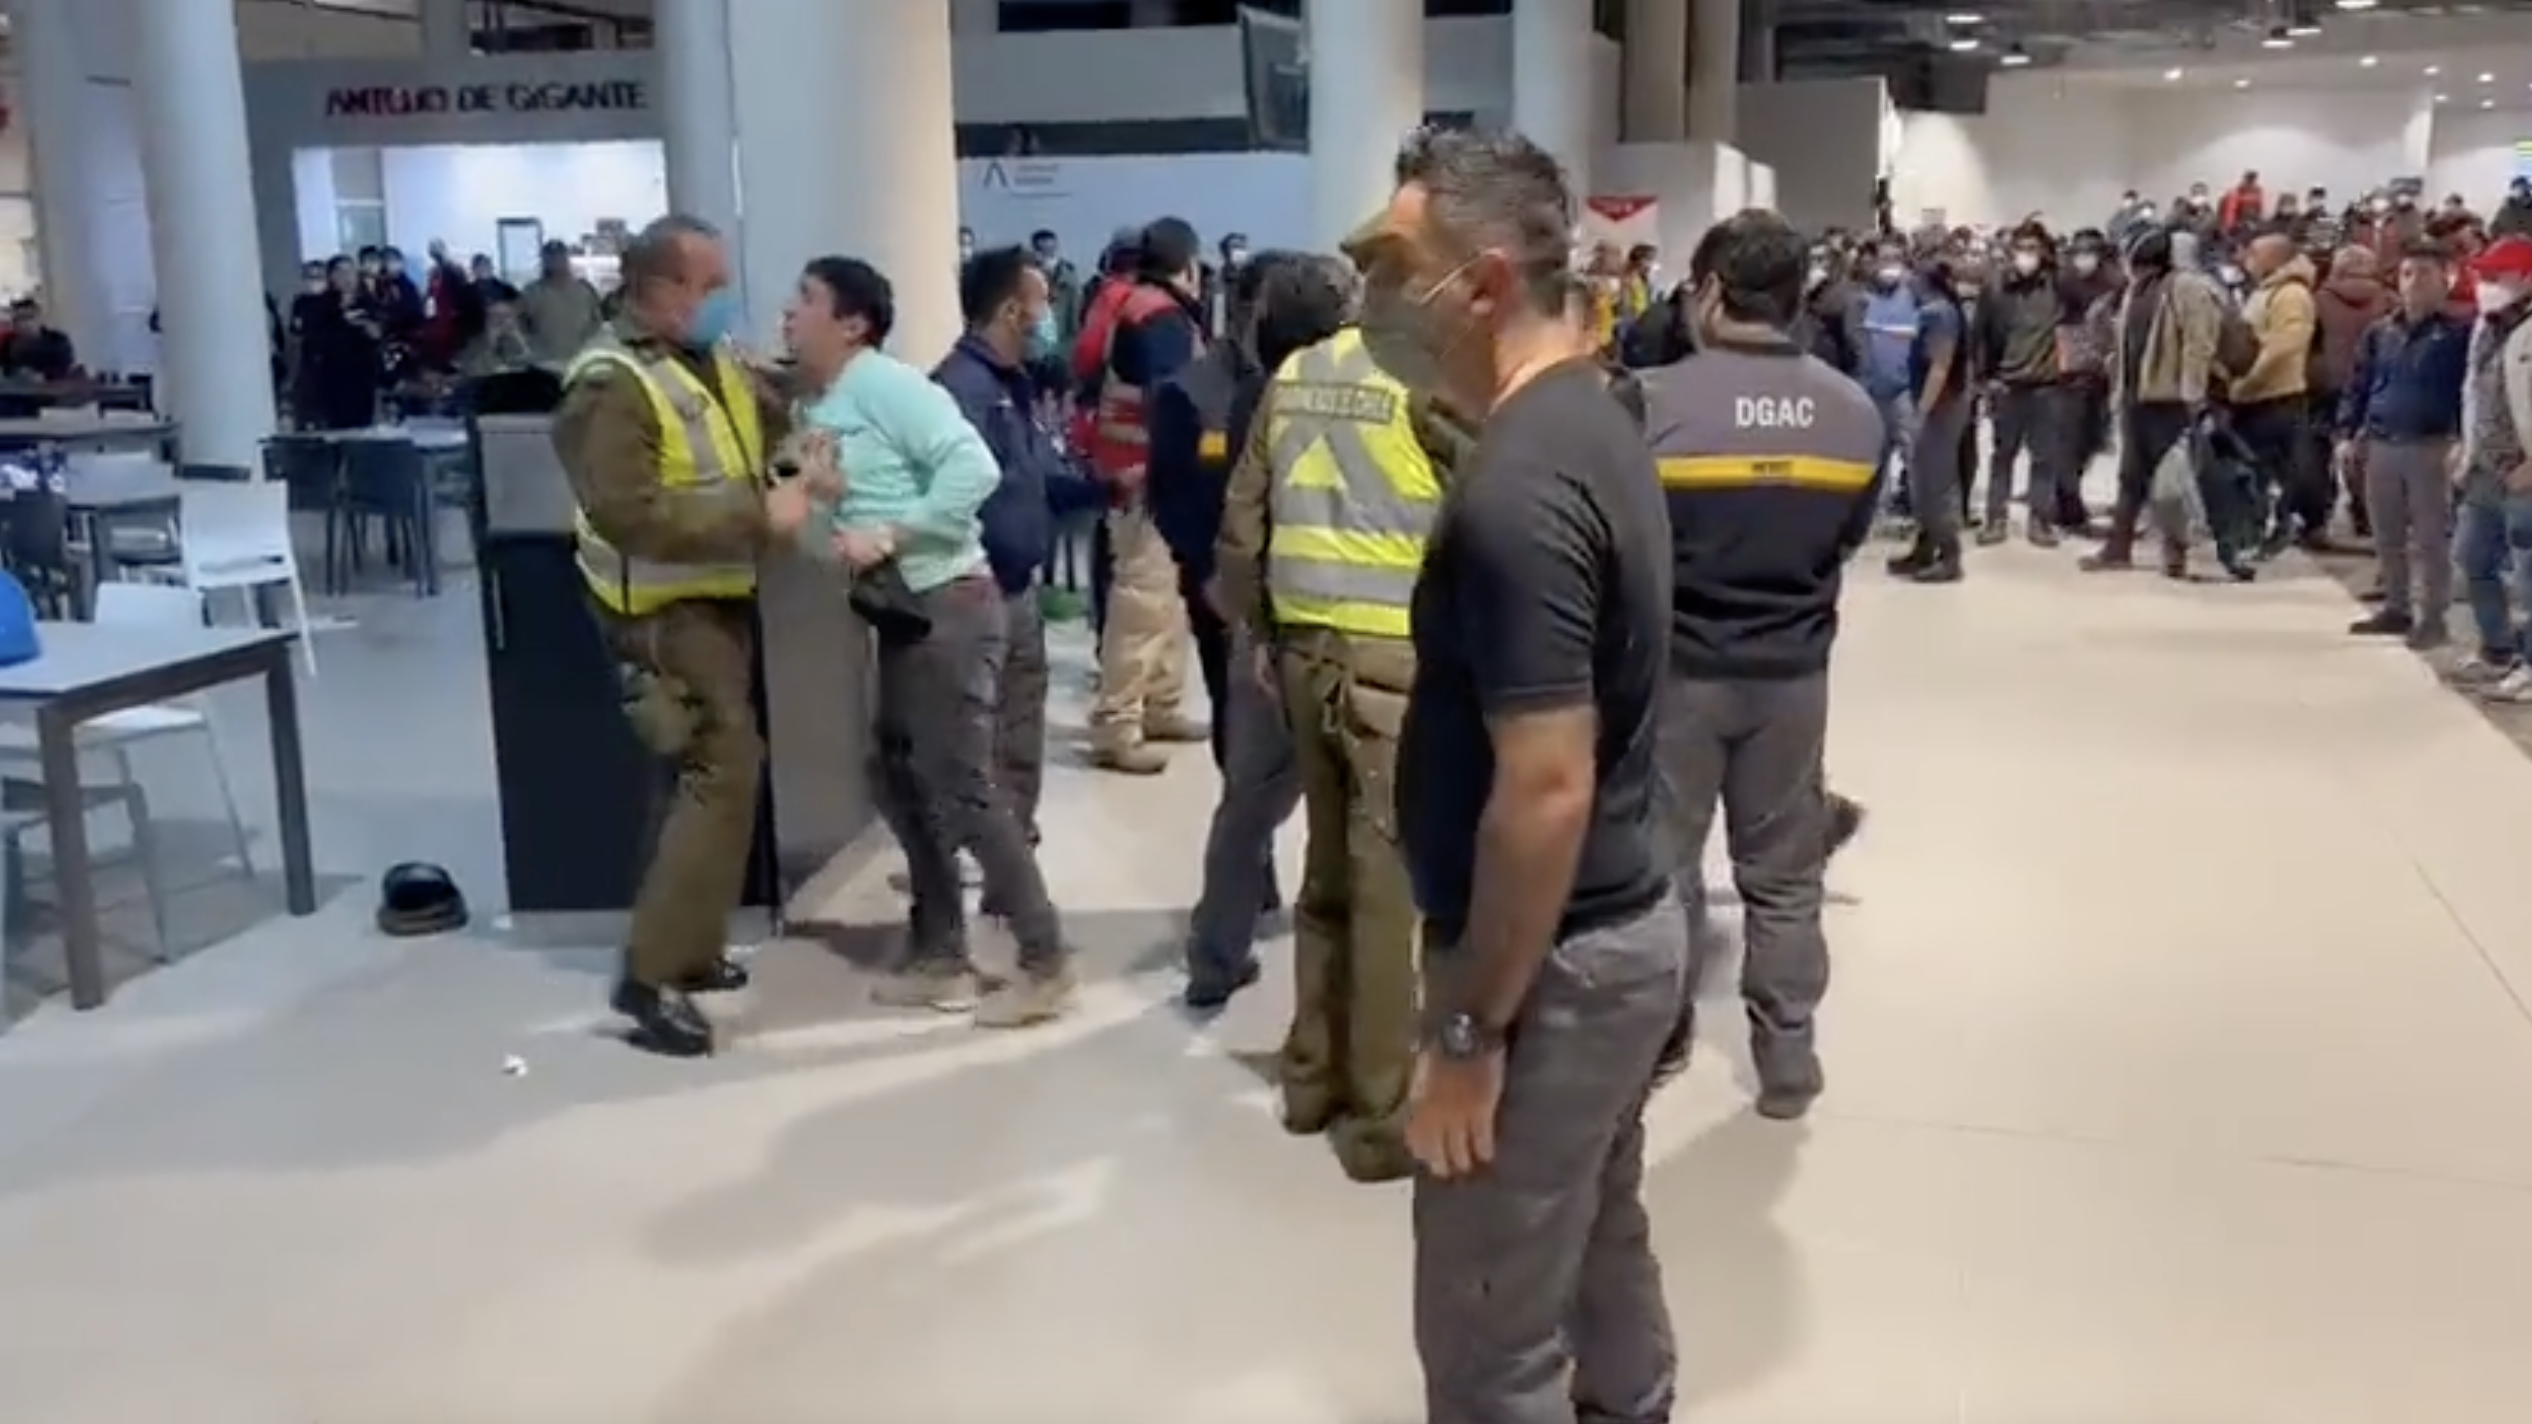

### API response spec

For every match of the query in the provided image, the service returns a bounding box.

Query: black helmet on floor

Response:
[376,861,469,937]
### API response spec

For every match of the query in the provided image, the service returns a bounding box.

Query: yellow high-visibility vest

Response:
[1263,328,1441,640]
[562,334,767,616]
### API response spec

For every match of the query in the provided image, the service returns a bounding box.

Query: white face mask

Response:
[2219,265,2244,285]
[2072,253,2101,275]
[2477,283,2523,315]
[1874,264,1906,286]
[2011,251,2042,276]
[1806,264,1830,291]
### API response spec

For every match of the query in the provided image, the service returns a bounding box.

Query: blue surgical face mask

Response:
[1025,308,1058,359]
[687,289,741,350]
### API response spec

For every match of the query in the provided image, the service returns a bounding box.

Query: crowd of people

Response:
[542,124,2532,1421]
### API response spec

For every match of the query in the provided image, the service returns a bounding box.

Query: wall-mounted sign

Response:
[322,80,647,120]
[977,159,1068,197]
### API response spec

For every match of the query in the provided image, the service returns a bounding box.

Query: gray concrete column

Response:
[419,0,471,58]
[656,0,742,265]
[1622,0,1689,142]
[1688,0,1740,145]
[1307,0,1425,250]
[1513,0,1596,192]
[129,0,275,467]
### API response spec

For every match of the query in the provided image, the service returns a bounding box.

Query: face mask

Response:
[2138,206,2157,222]
[686,289,741,350]
[1954,282,1980,302]
[2072,253,2101,275]
[2477,283,2523,315]
[1224,249,1248,269]
[1806,264,1829,291]
[1024,307,1058,359]
[1873,264,1905,287]
[2219,265,2243,285]
[1358,263,1469,394]
[2011,252,2042,276]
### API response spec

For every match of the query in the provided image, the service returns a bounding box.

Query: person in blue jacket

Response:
[934,246,1103,852]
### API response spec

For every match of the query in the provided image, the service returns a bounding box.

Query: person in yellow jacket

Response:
[1214,313,1468,1182]
[550,214,827,1058]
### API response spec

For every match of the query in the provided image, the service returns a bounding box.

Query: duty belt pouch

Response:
[849,560,933,646]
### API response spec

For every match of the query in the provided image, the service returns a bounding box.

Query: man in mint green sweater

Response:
[784,255,1072,1028]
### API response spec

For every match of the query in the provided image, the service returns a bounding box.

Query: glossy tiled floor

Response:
[3,533,2531,1423]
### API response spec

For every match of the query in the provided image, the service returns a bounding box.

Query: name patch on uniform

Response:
[1198,430,1228,460]
[1282,381,1399,425]
[1734,396,1816,429]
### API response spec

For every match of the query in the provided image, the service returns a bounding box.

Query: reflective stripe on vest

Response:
[1264,328,1441,639]
[563,337,767,616]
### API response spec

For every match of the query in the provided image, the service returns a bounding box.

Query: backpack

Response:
[2215,299,2260,378]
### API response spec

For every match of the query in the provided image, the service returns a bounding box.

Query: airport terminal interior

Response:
[4,0,2532,1419]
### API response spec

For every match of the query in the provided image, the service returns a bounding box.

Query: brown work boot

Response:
[1142,710,1210,744]
[974,962,1078,1028]
[1329,1116,1415,1183]
[1089,740,1169,775]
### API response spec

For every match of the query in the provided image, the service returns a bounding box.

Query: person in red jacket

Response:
[1084,217,1210,775]
[2217,170,2267,235]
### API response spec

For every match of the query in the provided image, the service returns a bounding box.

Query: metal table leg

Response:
[265,648,317,914]
[37,703,105,1009]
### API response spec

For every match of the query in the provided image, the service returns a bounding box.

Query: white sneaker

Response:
[2448,653,2518,686]
[2480,666,2532,703]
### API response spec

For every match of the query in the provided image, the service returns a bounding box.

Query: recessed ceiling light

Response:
[2288,21,2324,35]
[1999,46,2032,68]
[2435,92,2451,103]
[2163,67,2185,81]
[2480,72,2497,83]
[2261,27,2294,48]
[2359,54,2379,67]
[2483,98,2497,109]
[2425,65,2441,76]
[1944,10,1982,22]
[2335,0,2378,8]
[2234,77,2253,89]
[1948,36,1979,51]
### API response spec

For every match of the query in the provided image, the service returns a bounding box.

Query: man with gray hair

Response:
[1359,126,1684,1423]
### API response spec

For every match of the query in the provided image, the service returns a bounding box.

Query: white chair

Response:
[160,483,318,676]
[0,582,255,889]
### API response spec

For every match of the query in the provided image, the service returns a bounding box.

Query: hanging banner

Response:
[1581,195,1662,258]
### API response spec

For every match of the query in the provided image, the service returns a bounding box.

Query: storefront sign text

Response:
[323,80,648,120]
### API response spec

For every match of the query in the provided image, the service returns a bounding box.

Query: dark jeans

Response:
[1185,572,1233,771]
[1986,382,2069,527]
[1187,625,1299,986]
[2233,394,2327,537]
[1413,898,1688,1424]
[1090,511,1115,643]
[871,574,1064,974]
[994,584,1049,846]
[1655,674,1830,1093]
[2107,400,2195,554]
[2059,382,2108,526]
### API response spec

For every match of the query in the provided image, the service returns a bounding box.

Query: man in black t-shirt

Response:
[1360,127,1684,1424]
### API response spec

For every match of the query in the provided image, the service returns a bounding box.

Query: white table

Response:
[61,461,182,513]
[0,417,177,455]
[317,423,468,452]
[0,622,313,1008]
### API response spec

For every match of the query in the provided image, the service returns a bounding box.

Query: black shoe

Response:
[1909,554,1964,584]
[1885,538,1932,577]
[1184,957,1262,1012]
[674,957,750,994]
[609,979,715,1058]
[1825,794,1866,860]
[2349,609,2415,637]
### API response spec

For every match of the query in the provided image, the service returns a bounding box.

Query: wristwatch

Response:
[1430,1010,1506,1061]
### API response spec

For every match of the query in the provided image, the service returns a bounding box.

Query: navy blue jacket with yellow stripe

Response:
[1638,334,1885,680]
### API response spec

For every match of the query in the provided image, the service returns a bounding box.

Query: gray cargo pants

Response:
[1657,674,1831,1096]
[1414,896,1689,1424]
[2362,437,2457,624]
[871,574,1064,974]
[1186,628,1300,987]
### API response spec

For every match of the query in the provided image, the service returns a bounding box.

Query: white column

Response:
[1622,0,1688,143]
[129,0,274,468]
[1513,0,1597,195]
[727,0,959,361]
[11,0,108,365]
[418,0,471,58]
[656,0,742,255]
[2397,89,2437,178]
[1306,0,1424,251]
[1687,0,1740,145]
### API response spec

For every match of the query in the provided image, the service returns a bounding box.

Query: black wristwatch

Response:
[1430,1010,1506,1061]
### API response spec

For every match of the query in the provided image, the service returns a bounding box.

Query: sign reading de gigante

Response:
[323,80,647,120]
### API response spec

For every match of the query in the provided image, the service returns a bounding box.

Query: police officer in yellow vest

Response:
[550,214,827,1058]
[1216,320,1461,1182]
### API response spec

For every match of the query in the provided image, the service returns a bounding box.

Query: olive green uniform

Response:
[550,322,791,988]
[1217,387,1474,1181]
